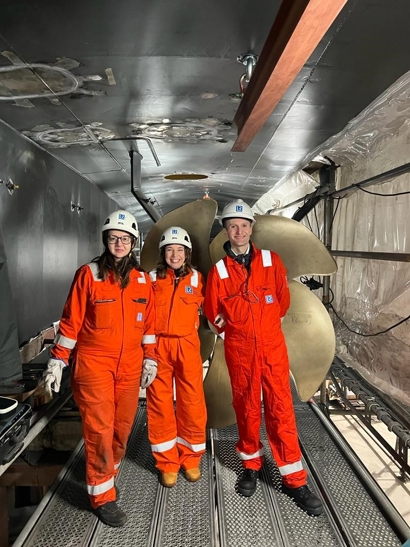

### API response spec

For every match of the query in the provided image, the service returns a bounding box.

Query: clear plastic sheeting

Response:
[257,69,410,406]
[252,169,319,217]
[330,180,410,406]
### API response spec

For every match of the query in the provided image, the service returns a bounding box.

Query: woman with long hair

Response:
[43,210,157,527]
[146,226,207,488]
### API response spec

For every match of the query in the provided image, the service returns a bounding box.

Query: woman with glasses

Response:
[146,226,207,488]
[43,210,157,528]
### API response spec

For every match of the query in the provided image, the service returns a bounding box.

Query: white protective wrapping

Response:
[254,70,410,406]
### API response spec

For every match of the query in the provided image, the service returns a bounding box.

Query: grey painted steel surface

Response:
[14,401,404,547]
[2,1,410,236]
[0,118,116,344]
[0,221,21,383]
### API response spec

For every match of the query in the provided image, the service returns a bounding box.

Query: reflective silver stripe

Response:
[142,334,156,344]
[138,271,147,284]
[151,437,177,453]
[261,249,272,267]
[278,460,304,476]
[237,447,264,460]
[149,270,157,282]
[216,259,228,279]
[87,477,114,495]
[114,460,121,470]
[87,262,100,281]
[190,269,199,287]
[54,333,76,349]
[177,436,206,453]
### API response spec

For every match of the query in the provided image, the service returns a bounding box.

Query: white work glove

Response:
[43,358,67,397]
[140,359,157,389]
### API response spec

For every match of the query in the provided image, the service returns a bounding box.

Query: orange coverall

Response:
[204,244,307,488]
[51,262,156,508]
[146,268,207,473]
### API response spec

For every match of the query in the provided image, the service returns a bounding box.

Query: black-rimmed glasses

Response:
[107,235,133,244]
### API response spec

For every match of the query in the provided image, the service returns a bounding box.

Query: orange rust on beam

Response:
[232,0,348,152]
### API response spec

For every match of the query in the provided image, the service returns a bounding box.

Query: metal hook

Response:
[237,53,258,97]
[237,53,258,82]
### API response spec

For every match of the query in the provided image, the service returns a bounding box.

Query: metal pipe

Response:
[331,250,410,262]
[107,136,161,167]
[320,165,335,405]
[309,400,410,543]
[129,150,161,222]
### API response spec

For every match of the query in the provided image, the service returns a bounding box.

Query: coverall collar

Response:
[223,240,253,270]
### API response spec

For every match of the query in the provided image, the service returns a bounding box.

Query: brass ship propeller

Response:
[141,199,337,428]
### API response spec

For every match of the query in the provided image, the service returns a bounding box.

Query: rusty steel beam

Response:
[232,0,348,152]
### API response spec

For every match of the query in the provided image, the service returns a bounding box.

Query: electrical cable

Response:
[358,186,410,197]
[302,282,409,336]
[305,210,313,233]
[328,297,410,337]
[313,205,320,236]
[329,197,341,231]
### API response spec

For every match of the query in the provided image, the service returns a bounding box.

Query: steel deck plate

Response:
[14,399,404,547]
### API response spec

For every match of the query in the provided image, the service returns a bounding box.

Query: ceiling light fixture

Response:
[164,173,208,181]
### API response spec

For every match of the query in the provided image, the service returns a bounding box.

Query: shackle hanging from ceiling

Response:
[237,53,258,97]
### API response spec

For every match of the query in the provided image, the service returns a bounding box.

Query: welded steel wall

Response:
[0,119,116,345]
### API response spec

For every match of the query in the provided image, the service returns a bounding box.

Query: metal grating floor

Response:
[14,399,405,547]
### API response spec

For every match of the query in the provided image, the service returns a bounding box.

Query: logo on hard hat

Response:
[118,213,126,220]
[235,205,243,212]
[172,229,178,234]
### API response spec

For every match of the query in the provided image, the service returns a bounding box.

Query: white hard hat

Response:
[102,210,139,239]
[159,226,192,250]
[220,199,255,226]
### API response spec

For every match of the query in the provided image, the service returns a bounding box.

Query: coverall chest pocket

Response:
[91,297,116,329]
[221,294,245,325]
[132,298,147,330]
[153,296,169,332]
[258,285,280,319]
[179,295,201,331]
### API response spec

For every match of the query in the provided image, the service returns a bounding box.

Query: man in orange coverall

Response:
[43,210,157,527]
[204,199,323,516]
[146,226,207,488]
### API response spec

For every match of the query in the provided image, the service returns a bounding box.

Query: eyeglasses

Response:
[107,235,133,244]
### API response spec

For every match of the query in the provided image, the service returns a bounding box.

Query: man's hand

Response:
[140,359,158,389]
[43,358,67,397]
[214,313,226,328]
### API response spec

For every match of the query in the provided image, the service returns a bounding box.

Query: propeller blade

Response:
[140,199,218,275]
[284,280,335,401]
[203,337,236,429]
[209,214,336,278]
[198,316,216,364]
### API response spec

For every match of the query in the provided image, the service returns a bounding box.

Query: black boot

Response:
[94,501,127,527]
[282,484,323,516]
[238,469,258,497]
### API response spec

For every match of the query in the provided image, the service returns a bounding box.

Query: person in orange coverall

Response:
[43,210,157,528]
[204,199,323,516]
[146,226,207,488]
